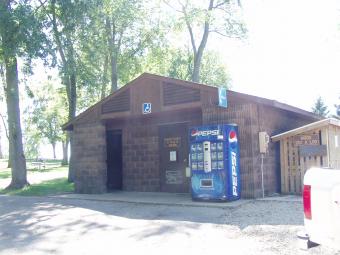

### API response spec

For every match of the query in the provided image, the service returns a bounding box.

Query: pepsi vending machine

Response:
[189,124,241,201]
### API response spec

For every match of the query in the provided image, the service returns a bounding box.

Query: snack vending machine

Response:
[189,124,241,201]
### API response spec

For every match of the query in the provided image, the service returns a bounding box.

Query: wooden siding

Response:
[102,89,130,113]
[163,82,200,105]
[279,124,340,194]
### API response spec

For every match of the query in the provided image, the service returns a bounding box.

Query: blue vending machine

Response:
[189,124,241,201]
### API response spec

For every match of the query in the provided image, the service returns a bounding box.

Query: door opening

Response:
[106,130,123,190]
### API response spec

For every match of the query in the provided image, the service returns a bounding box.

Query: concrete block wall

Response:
[72,122,107,193]
[122,124,160,192]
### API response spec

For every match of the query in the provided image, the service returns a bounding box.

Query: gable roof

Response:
[271,118,340,142]
[62,72,320,130]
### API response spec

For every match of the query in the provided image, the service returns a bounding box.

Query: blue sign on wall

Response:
[143,103,152,114]
[218,87,227,108]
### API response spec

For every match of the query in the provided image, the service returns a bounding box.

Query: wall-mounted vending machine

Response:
[189,124,241,201]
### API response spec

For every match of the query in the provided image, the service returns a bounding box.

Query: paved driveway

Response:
[0,195,338,255]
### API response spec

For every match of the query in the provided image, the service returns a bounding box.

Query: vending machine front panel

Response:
[189,124,241,201]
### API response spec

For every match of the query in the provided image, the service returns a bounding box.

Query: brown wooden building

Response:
[63,73,320,198]
[272,118,340,195]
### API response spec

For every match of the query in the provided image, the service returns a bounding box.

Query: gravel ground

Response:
[0,195,339,255]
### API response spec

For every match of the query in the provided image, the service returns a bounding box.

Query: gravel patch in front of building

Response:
[0,195,339,255]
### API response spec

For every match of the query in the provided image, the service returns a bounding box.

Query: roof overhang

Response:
[271,118,340,142]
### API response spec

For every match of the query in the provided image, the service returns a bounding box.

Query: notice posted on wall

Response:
[170,151,177,161]
[166,170,183,184]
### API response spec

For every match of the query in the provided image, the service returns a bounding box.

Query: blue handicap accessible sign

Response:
[143,102,152,114]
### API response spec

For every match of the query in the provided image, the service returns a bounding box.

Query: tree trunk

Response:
[110,56,118,92]
[0,125,3,159]
[67,73,77,182]
[105,17,118,92]
[101,54,109,99]
[192,53,202,83]
[61,137,69,165]
[52,142,56,159]
[4,56,28,189]
[187,0,213,83]
[7,142,11,168]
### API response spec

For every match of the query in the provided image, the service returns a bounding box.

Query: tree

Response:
[0,65,5,159]
[0,1,50,189]
[1,58,10,166]
[164,0,246,82]
[143,46,231,87]
[0,123,3,159]
[312,96,329,117]
[82,0,160,94]
[334,97,340,120]
[25,80,67,160]
[39,0,89,180]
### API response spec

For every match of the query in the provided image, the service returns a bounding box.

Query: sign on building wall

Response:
[299,145,327,157]
[218,87,227,108]
[293,134,319,146]
[143,103,152,114]
[166,170,183,184]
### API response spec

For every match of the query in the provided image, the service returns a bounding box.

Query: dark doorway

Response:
[159,123,189,193]
[106,130,123,190]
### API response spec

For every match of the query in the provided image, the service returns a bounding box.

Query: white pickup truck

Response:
[299,167,340,250]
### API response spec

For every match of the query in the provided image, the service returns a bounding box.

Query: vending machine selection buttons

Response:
[191,144,197,152]
[191,162,197,170]
[212,161,218,170]
[191,153,197,161]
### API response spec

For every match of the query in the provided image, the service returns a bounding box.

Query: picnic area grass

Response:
[0,159,73,196]
[0,160,68,179]
[0,178,74,196]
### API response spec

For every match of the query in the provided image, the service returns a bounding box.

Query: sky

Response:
[214,0,340,114]
[1,0,340,158]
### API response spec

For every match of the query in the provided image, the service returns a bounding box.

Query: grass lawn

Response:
[0,160,73,196]
[0,178,74,196]
[0,170,11,179]
[0,160,68,180]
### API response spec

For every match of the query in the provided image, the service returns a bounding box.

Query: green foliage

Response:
[163,0,246,82]
[23,130,40,159]
[143,47,230,87]
[199,51,231,87]
[0,177,74,196]
[77,0,163,96]
[0,1,53,70]
[312,96,329,117]
[24,79,67,158]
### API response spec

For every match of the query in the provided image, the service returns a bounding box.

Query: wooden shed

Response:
[271,118,340,194]
[63,73,320,198]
